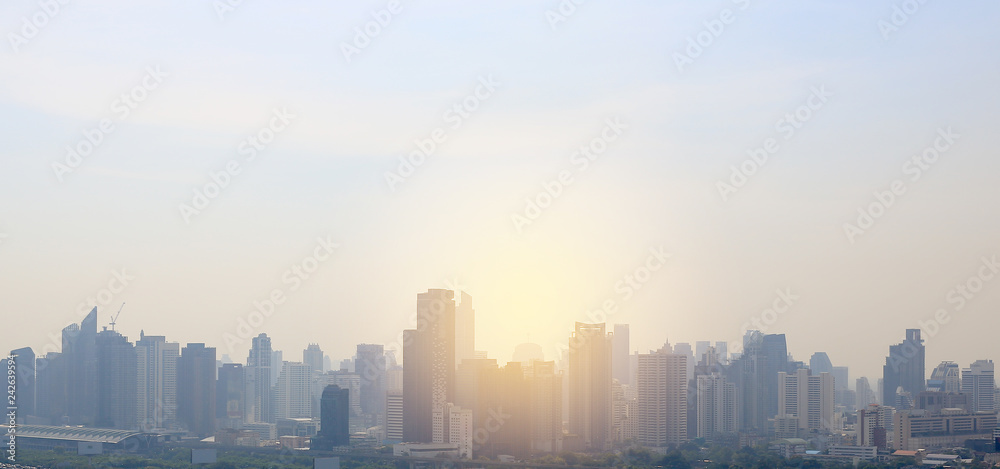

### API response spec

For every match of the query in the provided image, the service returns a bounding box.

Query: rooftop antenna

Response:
[110,302,125,332]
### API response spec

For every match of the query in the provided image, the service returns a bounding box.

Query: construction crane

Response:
[110,302,125,332]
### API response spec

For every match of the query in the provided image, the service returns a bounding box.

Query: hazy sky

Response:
[2,0,999,384]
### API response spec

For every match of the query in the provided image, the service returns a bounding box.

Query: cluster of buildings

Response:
[3,295,998,462]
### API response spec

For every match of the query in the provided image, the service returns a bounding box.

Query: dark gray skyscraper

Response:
[761,334,790,421]
[612,324,630,385]
[63,307,98,426]
[882,329,925,408]
[216,363,245,429]
[312,385,350,449]
[403,289,456,443]
[95,328,136,429]
[178,343,217,437]
[35,352,66,424]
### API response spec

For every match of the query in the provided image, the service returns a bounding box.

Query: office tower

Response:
[696,373,738,439]
[962,360,995,413]
[736,331,767,432]
[136,332,179,430]
[94,329,136,429]
[247,333,273,423]
[637,345,687,447]
[695,341,711,365]
[386,365,403,394]
[356,344,386,421]
[612,380,631,443]
[35,352,66,424]
[63,308,98,425]
[777,369,835,433]
[403,289,456,443]
[452,359,529,458]
[856,377,874,411]
[178,343,217,437]
[274,361,311,419]
[271,350,283,385]
[917,391,968,413]
[613,324,631,386]
[216,363,245,429]
[303,344,324,374]
[809,352,834,375]
[882,329,925,409]
[569,322,613,451]
[512,342,544,365]
[761,334,790,421]
[673,342,695,382]
[858,405,894,450]
[927,361,961,393]
[525,360,563,453]
[455,291,475,369]
[447,404,474,458]
[714,341,728,365]
[385,391,404,442]
[312,385,350,449]
[9,347,35,420]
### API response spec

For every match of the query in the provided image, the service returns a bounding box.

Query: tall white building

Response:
[777,369,835,433]
[135,333,179,430]
[637,346,687,447]
[385,391,404,441]
[962,360,995,413]
[247,334,274,423]
[856,377,875,411]
[447,404,474,459]
[275,361,312,419]
[696,373,738,439]
[858,404,894,450]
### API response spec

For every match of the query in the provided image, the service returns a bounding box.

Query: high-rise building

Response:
[856,377,874,411]
[63,308,98,426]
[512,343,544,365]
[673,342,695,382]
[303,344,324,374]
[613,324,630,386]
[136,332,179,430]
[882,329,925,409]
[178,343,217,437]
[9,347,35,421]
[35,352,66,424]
[777,369,835,433]
[525,360,563,453]
[216,363,245,429]
[927,361,961,393]
[312,385,350,449]
[403,289,456,443]
[696,373,738,440]
[637,345,687,447]
[455,291,475,369]
[274,361,312,419]
[568,322,613,452]
[447,404,474,458]
[695,341,711,365]
[385,391,404,442]
[858,404,894,450]
[735,331,770,432]
[247,333,274,423]
[809,353,834,375]
[94,329,135,429]
[962,360,995,413]
[761,334,790,421]
[356,343,386,421]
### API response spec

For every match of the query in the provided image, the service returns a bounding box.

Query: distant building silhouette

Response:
[882,329,925,409]
[356,343,386,424]
[612,324,630,386]
[64,308,98,426]
[247,333,274,423]
[216,363,245,429]
[303,344,324,374]
[568,322,612,452]
[10,347,35,421]
[95,329,136,429]
[403,289,456,443]
[962,360,995,413]
[136,332,179,430]
[178,343,216,437]
[455,292,476,370]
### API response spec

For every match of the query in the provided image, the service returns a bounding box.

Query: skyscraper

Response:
[356,343,386,422]
[856,377,874,411]
[63,308,98,426]
[94,329,135,430]
[274,361,312,419]
[962,360,995,413]
[403,289,456,443]
[882,329,925,409]
[568,322,613,452]
[312,385,350,449]
[696,372,737,439]
[35,352,66,424]
[637,345,687,447]
[216,363,245,429]
[178,343,217,437]
[613,324,631,386]
[927,361,961,393]
[761,334,790,421]
[809,352,833,375]
[777,369,835,433]
[455,291,475,369]
[247,333,274,423]
[525,360,563,453]
[303,344,324,374]
[9,347,35,421]
[136,332,179,430]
